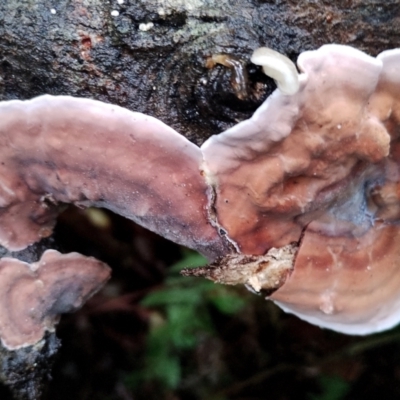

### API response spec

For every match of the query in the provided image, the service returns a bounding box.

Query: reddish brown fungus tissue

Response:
[0,250,110,349]
[0,45,400,345]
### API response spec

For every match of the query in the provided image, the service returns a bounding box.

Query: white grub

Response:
[50,8,56,14]
[139,22,154,31]
[251,47,300,95]
[111,10,120,17]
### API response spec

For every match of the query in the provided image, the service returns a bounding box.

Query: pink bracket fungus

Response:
[0,95,229,260]
[0,250,110,349]
[200,44,400,334]
[1,44,400,341]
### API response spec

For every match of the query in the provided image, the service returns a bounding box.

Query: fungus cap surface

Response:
[0,96,228,260]
[202,45,400,334]
[0,250,110,349]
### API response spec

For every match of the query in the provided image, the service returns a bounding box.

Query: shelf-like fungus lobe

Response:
[202,45,400,334]
[0,250,110,349]
[0,96,228,260]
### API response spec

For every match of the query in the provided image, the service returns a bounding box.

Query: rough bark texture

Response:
[1,0,399,146]
[0,333,60,400]
[0,238,57,264]
[0,0,399,399]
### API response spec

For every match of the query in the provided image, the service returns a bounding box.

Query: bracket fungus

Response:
[0,95,228,260]
[1,44,400,344]
[0,250,110,349]
[201,44,400,334]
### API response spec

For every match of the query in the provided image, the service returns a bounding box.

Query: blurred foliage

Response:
[126,250,246,397]
[311,375,350,400]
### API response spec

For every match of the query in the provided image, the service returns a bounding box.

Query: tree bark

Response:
[1,0,399,146]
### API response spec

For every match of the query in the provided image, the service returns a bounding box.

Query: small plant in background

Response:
[310,375,350,400]
[124,250,400,400]
[125,250,247,398]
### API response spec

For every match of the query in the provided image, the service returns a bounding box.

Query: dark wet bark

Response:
[0,0,399,399]
[1,0,399,145]
[0,333,60,400]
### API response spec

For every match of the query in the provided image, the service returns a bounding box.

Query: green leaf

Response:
[169,251,208,273]
[147,352,181,389]
[131,249,250,393]
[166,304,213,349]
[141,287,203,307]
[310,375,350,400]
[209,292,247,315]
